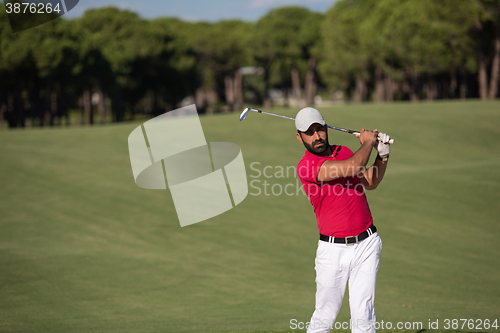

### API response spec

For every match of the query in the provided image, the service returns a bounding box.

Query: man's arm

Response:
[317,129,377,182]
[359,156,388,190]
[360,132,391,190]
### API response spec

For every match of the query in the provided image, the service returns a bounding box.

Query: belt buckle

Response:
[345,235,358,245]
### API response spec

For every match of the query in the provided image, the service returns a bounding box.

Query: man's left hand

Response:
[375,132,391,157]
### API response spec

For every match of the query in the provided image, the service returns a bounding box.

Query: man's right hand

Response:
[356,128,378,146]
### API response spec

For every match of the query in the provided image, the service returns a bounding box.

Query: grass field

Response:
[1,100,499,333]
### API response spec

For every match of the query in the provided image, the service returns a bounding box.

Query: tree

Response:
[23,18,81,126]
[212,20,254,111]
[359,0,477,101]
[167,19,254,112]
[320,0,375,102]
[474,0,500,99]
[151,18,200,111]
[0,3,33,127]
[77,7,168,122]
[298,12,324,105]
[252,7,322,107]
[0,4,70,127]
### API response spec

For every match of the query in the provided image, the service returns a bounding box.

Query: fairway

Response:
[1,100,499,333]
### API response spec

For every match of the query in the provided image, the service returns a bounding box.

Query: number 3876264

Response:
[5,2,62,14]
[443,319,498,330]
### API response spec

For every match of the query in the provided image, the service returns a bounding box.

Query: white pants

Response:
[307,233,382,333]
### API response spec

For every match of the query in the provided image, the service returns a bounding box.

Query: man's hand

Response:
[375,132,391,157]
[356,128,378,146]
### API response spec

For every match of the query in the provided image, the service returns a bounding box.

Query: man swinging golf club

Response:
[295,107,391,333]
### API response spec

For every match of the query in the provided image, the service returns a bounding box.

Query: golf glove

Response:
[375,132,391,156]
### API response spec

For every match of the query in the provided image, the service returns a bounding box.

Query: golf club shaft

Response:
[246,108,296,122]
[244,108,394,144]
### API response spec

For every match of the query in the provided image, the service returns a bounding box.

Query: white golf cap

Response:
[295,107,326,132]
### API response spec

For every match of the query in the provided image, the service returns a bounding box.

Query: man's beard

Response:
[302,136,330,156]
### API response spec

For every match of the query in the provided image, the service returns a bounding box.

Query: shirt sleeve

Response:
[338,146,353,158]
[297,155,325,184]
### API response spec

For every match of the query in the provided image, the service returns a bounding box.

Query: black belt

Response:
[320,225,377,245]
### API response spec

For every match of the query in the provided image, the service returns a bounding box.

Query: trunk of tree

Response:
[375,66,385,102]
[59,94,69,126]
[305,77,316,105]
[7,92,15,127]
[291,67,302,102]
[83,88,93,125]
[304,58,317,106]
[48,89,57,126]
[206,89,218,114]
[32,78,43,126]
[407,67,419,101]
[441,76,449,99]
[78,96,84,125]
[206,89,218,105]
[401,80,411,100]
[450,70,457,98]
[263,96,271,109]
[384,76,394,102]
[354,76,367,103]
[143,94,152,115]
[427,80,438,101]
[488,25,500,99]
[284,87,289,108]
[0,103,5,129]
[96,85,106,123]
[460,84,468,99]
[234,70,243,110]
[7,91,25,128]
[113,90,124,122]
[476,18,489,100]
[151,89,160,116]
[195,87,206,113]
[224,75,235,111]
[17,93,25,128]
[263,67,271,109]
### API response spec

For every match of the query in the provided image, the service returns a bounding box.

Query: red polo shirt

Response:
[297,145,373,237]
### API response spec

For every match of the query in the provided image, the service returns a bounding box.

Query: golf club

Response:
[239,107,395,144]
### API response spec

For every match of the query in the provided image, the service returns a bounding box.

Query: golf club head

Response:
[239,108,249,121]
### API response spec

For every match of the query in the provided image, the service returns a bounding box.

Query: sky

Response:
[64,0,338,22]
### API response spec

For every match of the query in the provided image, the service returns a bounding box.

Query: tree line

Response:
[0,0,499,128]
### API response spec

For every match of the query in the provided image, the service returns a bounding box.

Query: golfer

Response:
[295,107,391,333]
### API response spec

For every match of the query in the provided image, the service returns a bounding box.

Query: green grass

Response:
[1,100,499,333]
